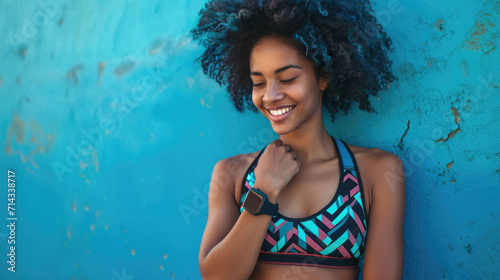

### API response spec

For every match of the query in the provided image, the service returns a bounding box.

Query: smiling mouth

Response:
[267,105,296,122]
[268,105,296,116]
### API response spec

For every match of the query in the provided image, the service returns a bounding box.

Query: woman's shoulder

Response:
[345,141,403,168]
[215,150,261,174]
[213,150,263,201]
[343,141,405,208]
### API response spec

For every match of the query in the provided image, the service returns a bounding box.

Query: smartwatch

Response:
[243,188,279,216]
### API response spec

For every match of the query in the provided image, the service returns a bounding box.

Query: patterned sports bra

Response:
[239,135,368,269]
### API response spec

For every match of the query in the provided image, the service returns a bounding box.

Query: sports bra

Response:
[239,135,368,269]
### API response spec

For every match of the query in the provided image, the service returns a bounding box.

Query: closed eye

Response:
[252,82,265,87]
[252,77,297,87]
[281,77,297,83]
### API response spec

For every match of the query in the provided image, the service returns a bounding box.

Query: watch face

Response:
[244,190,264,214]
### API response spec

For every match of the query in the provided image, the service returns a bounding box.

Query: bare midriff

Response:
[248,262,359,280]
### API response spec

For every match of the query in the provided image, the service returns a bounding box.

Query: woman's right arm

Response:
[199,140,299,279]
[198,157,279,280]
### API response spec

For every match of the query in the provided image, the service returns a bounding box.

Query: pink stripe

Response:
[350,200,357,207]
[343,195,349,203]
[353,209,365,235]
[265,233,277,246]
[245,181,251,189]
[284,243,308,253]
[321,214,334,229]
[348,231,356,245]
[286,227,297,240]
[349,185,360,197]
[337,245,351,258]
[343,173,358,184]
[306,235,324,252]
[272,220,288,233]
[319,227,327,240]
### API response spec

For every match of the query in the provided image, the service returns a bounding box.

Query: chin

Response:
[269,123,294,136]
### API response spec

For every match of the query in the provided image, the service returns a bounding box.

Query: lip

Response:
[265,105,296,110]
[267,105,296,122]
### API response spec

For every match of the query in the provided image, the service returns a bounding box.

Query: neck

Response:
[277,113,337,166]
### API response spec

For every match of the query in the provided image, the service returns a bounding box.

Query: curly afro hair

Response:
[191,0,395,122]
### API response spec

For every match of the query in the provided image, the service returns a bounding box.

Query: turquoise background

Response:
[0,0,498,279]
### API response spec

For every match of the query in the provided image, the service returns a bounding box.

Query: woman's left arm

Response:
[362,151,406,280]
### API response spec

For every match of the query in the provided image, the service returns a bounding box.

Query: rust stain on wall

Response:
[98,61,106,85]
[463,1,498,53]
[5,112,55,170]
[434,19,444,31]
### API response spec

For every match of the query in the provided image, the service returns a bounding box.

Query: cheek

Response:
[251,90,260,107]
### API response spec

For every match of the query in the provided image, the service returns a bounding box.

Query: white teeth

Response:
[270,106,294,116]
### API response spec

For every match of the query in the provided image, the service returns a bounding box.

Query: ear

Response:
[319,77,330,91]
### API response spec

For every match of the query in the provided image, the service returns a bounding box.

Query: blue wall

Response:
[0,0,498,279]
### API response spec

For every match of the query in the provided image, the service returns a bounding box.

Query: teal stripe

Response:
[274,218,285,228]
[301,220,319,237]
[351,233,363,255]
[327,196,344,215]
[327,212,349,236]
[332,208,348,225]
[320,231,349,255]
[354,192,363,209]
[298,225,307,248]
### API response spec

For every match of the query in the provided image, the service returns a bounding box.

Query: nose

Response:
[262,81,284,103]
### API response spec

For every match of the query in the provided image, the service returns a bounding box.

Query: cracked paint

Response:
[435,106,461,143]
[398,120,410,151]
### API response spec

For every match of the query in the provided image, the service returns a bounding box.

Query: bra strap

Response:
[334,138,354,170]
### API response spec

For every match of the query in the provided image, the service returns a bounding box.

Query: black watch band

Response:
[243,188,279,216]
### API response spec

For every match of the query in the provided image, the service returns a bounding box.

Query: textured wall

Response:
[0,0,498,279]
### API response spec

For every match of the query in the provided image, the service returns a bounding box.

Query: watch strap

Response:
[251,188,279,216]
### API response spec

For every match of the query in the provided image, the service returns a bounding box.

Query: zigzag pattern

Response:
[239,137,368,267]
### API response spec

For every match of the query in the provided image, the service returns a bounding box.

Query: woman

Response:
[191,0,406,279]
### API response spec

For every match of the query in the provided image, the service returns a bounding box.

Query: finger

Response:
[289,150,297,159]
[282,144,291,152]
[273,139,283,146]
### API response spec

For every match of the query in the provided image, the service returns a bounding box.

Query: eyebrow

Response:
[250,64,302,76]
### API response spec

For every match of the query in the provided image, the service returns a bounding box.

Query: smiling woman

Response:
[191,0,405,279]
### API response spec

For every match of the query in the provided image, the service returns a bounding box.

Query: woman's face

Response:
[249,36,329,135]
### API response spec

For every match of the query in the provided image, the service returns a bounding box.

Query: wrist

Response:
[253,180,280,204]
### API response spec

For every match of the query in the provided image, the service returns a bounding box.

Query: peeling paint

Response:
[98,61,106,85]
[114,59,135,78]
[463,1,498,53]
[66,226,73,240]
[460,61,468,77]
[433,19,444,31]
[446,161,454,169]
[150,38,167,55]
[67,65,83,85]
[130,248,136,255]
